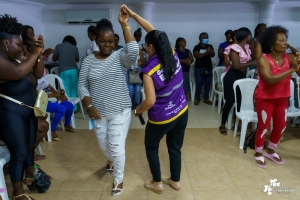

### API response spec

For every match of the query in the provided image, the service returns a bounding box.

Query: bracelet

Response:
[86,104,93,111]
[122,25,130,31]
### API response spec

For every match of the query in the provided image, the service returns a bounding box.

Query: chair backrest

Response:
[289,79,295,109]
[233,78,258,113]
[189,63,195,83]
[212,66,226,92]
[246,69,256,78]
[220,72,226,102]
[296,76,300,108]
[50,67,59,75]
[44,74,68,97]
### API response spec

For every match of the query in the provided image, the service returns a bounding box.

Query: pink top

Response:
[254,53,291,99]
[223,44,251,72]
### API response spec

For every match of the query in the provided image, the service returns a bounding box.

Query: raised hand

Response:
[121,4,136,18]
[30,34,44,56]
[118,6,129,25]
[291,56,300,72]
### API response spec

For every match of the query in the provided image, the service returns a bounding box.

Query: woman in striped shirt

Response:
[78,10,139,196]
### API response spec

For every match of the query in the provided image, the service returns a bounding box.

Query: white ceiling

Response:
[11,0,300,5]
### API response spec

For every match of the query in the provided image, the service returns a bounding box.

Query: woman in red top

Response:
[254,26,300,169]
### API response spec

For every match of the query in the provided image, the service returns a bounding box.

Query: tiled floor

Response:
[4,101,300,199]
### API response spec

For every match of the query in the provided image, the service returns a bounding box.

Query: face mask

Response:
[202,39,209,44]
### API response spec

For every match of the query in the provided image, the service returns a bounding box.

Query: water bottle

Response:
[33,164,41,180]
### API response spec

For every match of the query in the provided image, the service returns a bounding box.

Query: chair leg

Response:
[227,106,234,130]
[0,165,8,200]
[234,118,239,137]
[191,82,195,102]
[212,93,216,108]
[37,144,43,155]
[239,120,249,149]
[61,120,65,131]
[252,122,257,131]
[217,94,222,113]
[79,101,85,120]
[46,113,52,142]
[71,113,76,128]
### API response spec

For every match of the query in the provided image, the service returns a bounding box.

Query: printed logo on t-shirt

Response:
[199,49,207,54]
[165,100,176,110]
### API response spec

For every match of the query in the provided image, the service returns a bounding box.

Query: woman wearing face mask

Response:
[78,9,139,195]
[219,27,257,135]
[193,32,215,105]
[86,25,99,56]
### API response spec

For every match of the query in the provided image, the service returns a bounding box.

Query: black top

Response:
[193,44,214,68]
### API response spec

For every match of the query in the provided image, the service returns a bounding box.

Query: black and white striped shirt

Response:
[78,41,139,116]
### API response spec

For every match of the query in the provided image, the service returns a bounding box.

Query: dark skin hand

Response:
[0,35,43,81]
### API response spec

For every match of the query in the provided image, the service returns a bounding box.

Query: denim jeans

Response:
[195,68,213,100]
[94,108,131,183]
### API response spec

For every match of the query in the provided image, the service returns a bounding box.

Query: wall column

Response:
[258,0,278,25]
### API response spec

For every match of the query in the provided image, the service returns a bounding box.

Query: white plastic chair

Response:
[50,67,59,75]
[189,63,196,102]
[0,146,10,200]
[246,69,256,78]
[44,74,85,128]
[287,80,300,126]
[220,72,235,130]
[212,67,226,113]
[233,79,258,149]
[141,87,146,101]
[296,75,300,108]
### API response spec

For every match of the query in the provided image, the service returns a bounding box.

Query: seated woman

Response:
[37,76,76,141]
[254,26,300,168]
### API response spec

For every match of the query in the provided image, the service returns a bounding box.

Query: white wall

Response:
[0,1,45,37]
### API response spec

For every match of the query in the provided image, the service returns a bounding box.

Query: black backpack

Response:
[243,128,257,153]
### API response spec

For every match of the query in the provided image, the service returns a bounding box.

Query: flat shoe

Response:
[144,180,163,194]
[162,177,181,190]
[254,156,267,169]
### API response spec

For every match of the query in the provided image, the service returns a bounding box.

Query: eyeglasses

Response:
[277,39,287,43]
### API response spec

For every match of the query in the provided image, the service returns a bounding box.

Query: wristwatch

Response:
[86,104,93,112]
[134,109,140,116]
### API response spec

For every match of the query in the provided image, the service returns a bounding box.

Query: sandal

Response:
[162,177,181,190]
[12,193,35,200]
[254,156,267,169]
[203,99,212,105]
[106,162,114,175]
[219,126,227,135]
[264,152,284,164]
[23,177,34,186]
[52,137,61,141]
[144,180,163,194]
[34,153,46,161]
[111,181,123,196]
[64,125,76,133]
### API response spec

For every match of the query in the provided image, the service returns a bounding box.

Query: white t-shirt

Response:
[86,40,99,56]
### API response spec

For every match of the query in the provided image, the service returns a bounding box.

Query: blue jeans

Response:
[46,101,74,131]
[60,69,78,111]
[195,68,213,100]
[127,69,142,105]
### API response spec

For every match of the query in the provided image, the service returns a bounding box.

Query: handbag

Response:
[27,168,51,193]
[129,69,142,84]
[200,68,211,78]
[0,90,48,117]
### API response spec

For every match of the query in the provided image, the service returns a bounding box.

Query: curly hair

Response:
[0,14,23,41]
[259,25,288,54]
[96,19,114,36]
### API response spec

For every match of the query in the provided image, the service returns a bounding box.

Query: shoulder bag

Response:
[129,69,143,84]
[0,90,48,117]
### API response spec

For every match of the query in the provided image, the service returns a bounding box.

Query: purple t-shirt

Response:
[141,52,188,124]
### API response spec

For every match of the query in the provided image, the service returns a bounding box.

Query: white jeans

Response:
[94,108,131,183]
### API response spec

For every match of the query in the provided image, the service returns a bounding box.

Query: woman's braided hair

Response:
[0,14,23,40]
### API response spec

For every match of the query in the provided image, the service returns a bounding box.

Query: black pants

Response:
[144,110,188,182]
[221,68,246,124]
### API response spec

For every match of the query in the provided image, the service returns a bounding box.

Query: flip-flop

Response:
[264,152,284,164]
[254,156,267,169]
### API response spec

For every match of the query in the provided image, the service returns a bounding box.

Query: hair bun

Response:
[96,18,113,29]
[137,28,142,32]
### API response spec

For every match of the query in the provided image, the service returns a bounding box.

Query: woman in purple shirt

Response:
[123,5,188,194]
